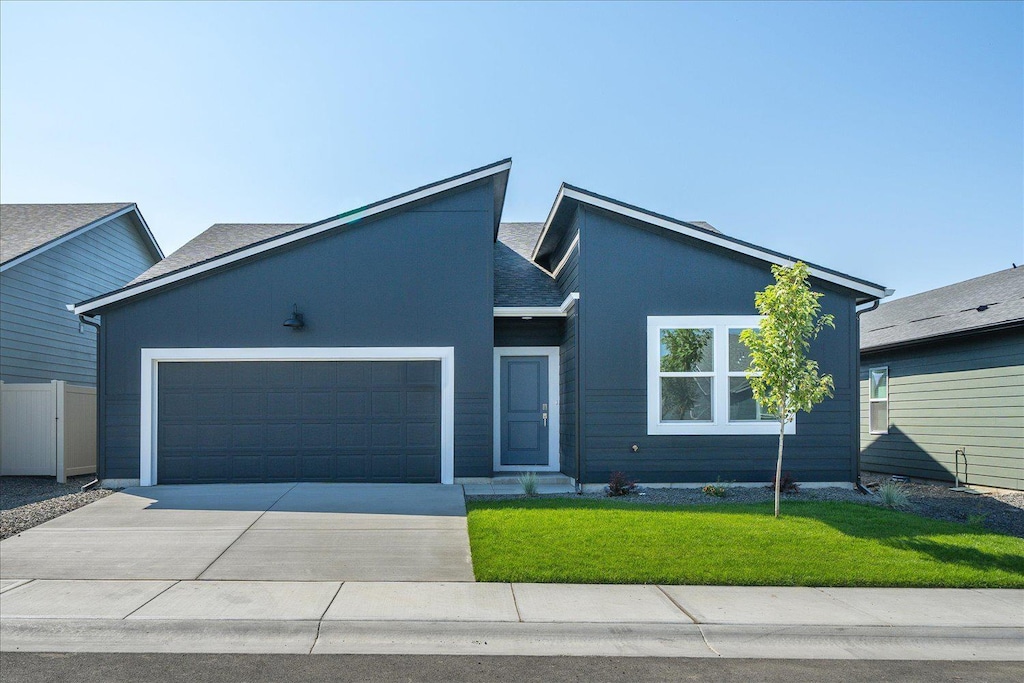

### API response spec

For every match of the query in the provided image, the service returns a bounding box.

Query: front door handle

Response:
[542,412,548,426]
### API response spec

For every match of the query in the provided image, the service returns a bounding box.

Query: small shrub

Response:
[877,480,910,509]
[518,472,539,497]
[702,478,728,497]
[768,472,800,494]
[607,471,637,497]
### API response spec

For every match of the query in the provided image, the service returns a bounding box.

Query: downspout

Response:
[76,311,103,484]
[573,305,582,493]
[853,294,888,495]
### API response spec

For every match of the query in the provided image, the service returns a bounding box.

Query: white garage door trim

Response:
[140,347,455,486]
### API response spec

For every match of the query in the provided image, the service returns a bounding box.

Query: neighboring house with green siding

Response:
[859,267,1024,490]
[0,204,163,385]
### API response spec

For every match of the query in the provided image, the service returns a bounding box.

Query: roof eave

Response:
[74,159,513,315]
[861,318,1024,354]
[536,184,889,302]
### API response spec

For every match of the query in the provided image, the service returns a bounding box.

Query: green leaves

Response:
[740,261,836,517]
[740,262,835,422]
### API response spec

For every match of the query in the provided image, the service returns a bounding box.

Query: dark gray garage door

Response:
[157,360,441,484]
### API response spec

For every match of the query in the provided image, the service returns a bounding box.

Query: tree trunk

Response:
[775,416,785,518]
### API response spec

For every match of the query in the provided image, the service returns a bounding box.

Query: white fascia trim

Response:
[1,204,139,273]
[77,161,513,315]
[548,231,580,278]
[493,292,579,318]
[139,347,456,486]
[131,205,165,260]
[647,315,796,436]
[493,347,560,473]
[531,185,566,261]
[537,186,888,301]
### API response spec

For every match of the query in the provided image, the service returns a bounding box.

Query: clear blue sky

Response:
[2,1,1021,298]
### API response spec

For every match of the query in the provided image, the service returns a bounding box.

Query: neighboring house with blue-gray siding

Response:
[73,160,888,488]
[860,268,1024,490]
[1,203,163,385]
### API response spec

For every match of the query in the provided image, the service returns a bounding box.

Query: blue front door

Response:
[500,356,549,466]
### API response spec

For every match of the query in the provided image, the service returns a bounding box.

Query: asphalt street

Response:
[0,654,1020,683]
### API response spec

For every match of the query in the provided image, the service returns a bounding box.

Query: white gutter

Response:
[494,292,579,318]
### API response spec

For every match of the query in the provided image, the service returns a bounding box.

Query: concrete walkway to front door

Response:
[0,483,474,582]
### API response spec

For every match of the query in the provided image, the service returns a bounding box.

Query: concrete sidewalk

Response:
[1,581,1021,659]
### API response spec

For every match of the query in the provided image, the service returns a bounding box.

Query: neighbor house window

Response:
[647,316,793,435]
[868,367,889,434]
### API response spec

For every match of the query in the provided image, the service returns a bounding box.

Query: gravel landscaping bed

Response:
[468,474,1024,538]
[1,476,116,540]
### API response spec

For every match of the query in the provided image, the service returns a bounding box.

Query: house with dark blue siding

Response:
[72,161,888,488]
[1,203,163,385]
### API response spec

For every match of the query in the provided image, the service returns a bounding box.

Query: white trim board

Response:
[647,315,795,436]
[493,292,579,318]
[76,160,512,315]
[533,185,888,301]
[139,347,456,486]
[493,347,560,473]
[2,204,163,273]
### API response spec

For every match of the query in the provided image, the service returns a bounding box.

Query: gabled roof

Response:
[0,203,163,270]
[533,184,889,304]
[495,222,563,307]
[130,223,306,285]
[74,159,512,315]
[861,267,1024,351]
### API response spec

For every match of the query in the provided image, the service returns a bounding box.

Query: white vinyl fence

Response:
[0,380,96,483]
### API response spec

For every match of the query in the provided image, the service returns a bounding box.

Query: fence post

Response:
[55,380,66,483]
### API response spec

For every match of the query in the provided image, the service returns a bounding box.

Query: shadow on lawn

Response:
[890,537,1024,575]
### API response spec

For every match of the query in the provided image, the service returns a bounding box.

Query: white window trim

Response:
[493,347,560,472]
[646,315,795,435]
[868,366,889,435]
[139,347,455,486]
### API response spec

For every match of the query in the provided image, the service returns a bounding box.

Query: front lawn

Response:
[466,499,1024,587]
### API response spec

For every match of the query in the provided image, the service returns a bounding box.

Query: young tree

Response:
[740,261,835,518]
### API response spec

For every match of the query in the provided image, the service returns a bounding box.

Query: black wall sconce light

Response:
[283,304,305,330]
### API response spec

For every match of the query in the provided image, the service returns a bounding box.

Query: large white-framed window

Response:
[647,315,794,435]
[868,366,889,435]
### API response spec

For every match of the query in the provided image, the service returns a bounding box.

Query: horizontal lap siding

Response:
[579,207,860,485]
[99,183,496,480]
[860,329,1024,490]
[0,214,157,385]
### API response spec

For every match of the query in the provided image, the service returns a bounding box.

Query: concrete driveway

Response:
[0,483,474,582]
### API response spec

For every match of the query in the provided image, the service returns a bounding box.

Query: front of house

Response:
[74,160,888,488]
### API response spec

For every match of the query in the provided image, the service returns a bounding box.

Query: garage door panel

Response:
[337,391,369,416]
[302,392,333,417]
[337,423,369,449]
[157,360,440,484]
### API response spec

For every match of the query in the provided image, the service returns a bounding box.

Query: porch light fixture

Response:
[283,304,305,330]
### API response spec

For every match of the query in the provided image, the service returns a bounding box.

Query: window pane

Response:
[728,377,775,421]
[869,368,888,400]
[728,328,755,372]
[661,377,713,421]
[660,329,714,373]
[869,401,888,433]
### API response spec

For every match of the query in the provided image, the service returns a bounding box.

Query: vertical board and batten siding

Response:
[577,206,861,485]
[0,213,158,385]
[0,381,97,481]
[860,328,1024,490]
[98,182,496,482]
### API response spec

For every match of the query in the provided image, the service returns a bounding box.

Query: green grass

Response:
[466,499,1024,587]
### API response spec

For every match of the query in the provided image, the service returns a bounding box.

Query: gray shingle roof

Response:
[861,267,1024,351]
[133,220,567,308]
[495,222,563,307]
[131,223,306,284]
[1,203,134,265]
